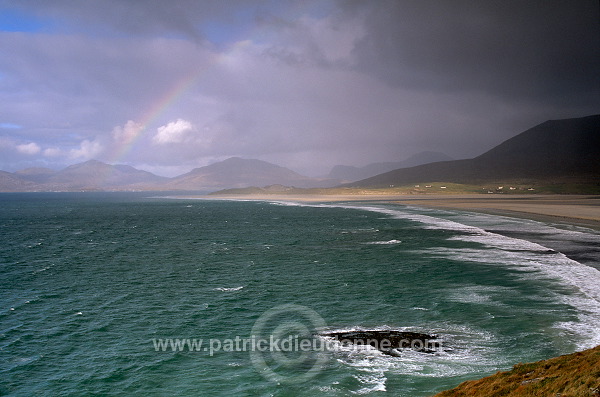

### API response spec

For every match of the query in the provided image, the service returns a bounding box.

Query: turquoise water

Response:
[1,193,599,396]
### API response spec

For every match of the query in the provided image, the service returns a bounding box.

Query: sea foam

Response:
[339,204,600,349]
[213,286,244,292]
[273,201,600,350]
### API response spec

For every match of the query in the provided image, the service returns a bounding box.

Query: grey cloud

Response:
[0,1,598,176]
[0,32,211,128]
[346,0,600,105]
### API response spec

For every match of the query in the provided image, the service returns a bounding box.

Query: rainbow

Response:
[108,66,205,165]
[108,40,251,165]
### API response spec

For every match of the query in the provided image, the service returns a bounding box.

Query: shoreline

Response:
[190,192,600,394]
[204,193,600,230]
[390,195,600,231]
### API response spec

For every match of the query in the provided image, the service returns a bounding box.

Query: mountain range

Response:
[1,114,598,192]
[0,157,336,192]
[1,160,167,192]
[345,114,600,188]
[328,151,453,182]
[163,157,334,190]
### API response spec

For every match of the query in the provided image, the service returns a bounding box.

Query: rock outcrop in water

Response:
[320,330,441,357]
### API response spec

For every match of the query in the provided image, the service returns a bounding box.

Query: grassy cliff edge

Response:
[433,345,600,396]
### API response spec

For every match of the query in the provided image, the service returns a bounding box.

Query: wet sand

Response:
[391,195,600,230]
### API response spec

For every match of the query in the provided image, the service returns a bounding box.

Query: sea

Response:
[1,192,599,396]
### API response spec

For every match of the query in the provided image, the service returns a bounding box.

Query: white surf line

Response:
[333,203,600,348]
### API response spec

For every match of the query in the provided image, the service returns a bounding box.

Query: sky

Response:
[0,0,598,177]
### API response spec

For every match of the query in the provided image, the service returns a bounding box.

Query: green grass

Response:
[434,345,600,397]
[210,181,600,196]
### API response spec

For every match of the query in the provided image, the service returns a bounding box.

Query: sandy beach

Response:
[206,194,600,229]
[391,195,600,226]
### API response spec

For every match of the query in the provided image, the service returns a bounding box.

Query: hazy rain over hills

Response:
[0,1,598,176]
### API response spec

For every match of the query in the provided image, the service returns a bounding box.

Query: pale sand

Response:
[391,195,600,229]
[206,194,600,229]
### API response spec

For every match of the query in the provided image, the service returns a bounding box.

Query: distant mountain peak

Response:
[346,114,600,188]
[2,115,597,192]
[167,157,334,190]
[329,151,453,182]
[74,159,106,166]
[0,159,166,191]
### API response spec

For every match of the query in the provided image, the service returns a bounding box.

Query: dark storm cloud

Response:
[0,1,598,176]
[345,0,600,105]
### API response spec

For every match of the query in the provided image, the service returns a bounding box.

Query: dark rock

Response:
[320,329,441,356]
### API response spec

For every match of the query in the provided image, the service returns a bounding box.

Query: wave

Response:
[270,201,600,300]
[178,197,599,351]
[341,204,600,350]
[365,239,401,245]
[213,286,244,292]
[263,201,600,350]
[317,322,504,393]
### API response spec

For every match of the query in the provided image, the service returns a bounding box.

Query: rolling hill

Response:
[0,170,40,191]
[164,157,334,190]
[346,114,600,188]
[46,160,167,188]
[1,114,598,192]
[14,167,57,183]
[0,160,167,191]
[0,157,336,192]
[328,151,453,182]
